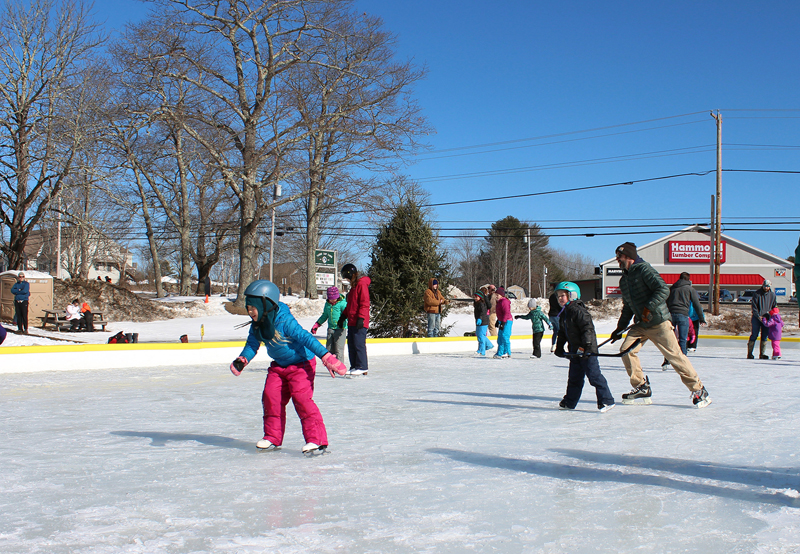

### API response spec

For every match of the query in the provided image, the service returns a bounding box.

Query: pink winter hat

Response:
[770,307,780,316]
[327,286,340,300]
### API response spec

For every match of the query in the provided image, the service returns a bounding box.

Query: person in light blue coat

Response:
[229,280,347,455]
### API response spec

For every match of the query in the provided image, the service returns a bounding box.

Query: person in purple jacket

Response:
[762,306,784,360]
[229,280,347,455]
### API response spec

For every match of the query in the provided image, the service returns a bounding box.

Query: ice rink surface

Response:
[3,344,800,553]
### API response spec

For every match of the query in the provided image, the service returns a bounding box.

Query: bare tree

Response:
[283,10,431,296]
[0,0,104,269]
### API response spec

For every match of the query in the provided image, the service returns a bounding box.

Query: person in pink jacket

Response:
[762,306,784,360]
[493,287,513,358]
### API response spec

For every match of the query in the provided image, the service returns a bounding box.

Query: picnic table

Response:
[41,309,108,332]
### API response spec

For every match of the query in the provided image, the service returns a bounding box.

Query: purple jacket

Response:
[762,314,784,341]
[495,296,512,322]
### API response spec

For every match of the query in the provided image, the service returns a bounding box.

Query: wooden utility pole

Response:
[711,110,722,315]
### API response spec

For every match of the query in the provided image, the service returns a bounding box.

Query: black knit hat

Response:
[615,242,637,260]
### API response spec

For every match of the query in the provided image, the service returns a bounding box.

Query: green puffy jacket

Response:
[517,307,551,333]
[316,297,348,329]
[617,259,671,329]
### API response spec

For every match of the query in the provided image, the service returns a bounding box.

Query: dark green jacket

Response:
[517,307,551,333]
[617,258,671,329]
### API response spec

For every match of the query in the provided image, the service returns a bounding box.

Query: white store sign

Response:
[316,272,335,287]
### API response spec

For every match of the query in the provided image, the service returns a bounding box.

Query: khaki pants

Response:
[488,313,498,337]
[620,320,703,392]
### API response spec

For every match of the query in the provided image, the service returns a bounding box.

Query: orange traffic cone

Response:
[204,295,209,303]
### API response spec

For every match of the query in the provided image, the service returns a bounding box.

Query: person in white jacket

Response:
[65,299,82,331]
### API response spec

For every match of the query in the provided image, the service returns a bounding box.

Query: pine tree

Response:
[369,200,451,338]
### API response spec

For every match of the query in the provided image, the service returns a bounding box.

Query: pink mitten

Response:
[230,356,248,376]
[311,323,320,334]
[321,353,347,378]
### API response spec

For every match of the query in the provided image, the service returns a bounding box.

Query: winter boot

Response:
[759,341,769,360]
[747,340,755,359]
[622,376,652,405]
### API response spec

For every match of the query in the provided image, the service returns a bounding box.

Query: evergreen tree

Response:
[369,200,451,337]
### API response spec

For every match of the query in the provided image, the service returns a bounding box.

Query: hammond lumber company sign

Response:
[668,241,726,263]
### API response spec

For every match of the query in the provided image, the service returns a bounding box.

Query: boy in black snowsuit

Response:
[553,281,615,412]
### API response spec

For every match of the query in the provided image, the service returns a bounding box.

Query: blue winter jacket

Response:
[240,302,328,367]
[11,281,30,301]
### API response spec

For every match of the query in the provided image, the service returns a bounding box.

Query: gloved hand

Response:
[476,318,482,326]
[355,317,365,330]
[610,328,625,343]
[337,315,347,328]
[641,307,652,322]
[498,320,505,330]
[230,356,247,376]
[311,323,320,334]
[321,353,347,378]
[554,348,565,358]
[576,347,585,358]
[514,315,521,320]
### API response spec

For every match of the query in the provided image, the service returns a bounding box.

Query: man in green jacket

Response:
[611,242,711,408]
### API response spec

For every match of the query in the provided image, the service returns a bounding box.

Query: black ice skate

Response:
[691,386,712,408]
[621,375,652,405]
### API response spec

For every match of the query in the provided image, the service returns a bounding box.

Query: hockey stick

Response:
[596,323,635,349]
[564,338,642,358]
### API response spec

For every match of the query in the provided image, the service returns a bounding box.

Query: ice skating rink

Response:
[2,345,799,553]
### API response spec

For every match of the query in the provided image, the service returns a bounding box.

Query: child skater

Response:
[515,299,552,358]
[229,280,347,455]
[311,286,348,360]
[762,307,784,360]
[473,290,494,356]
[493,287,513,359]
[553,281,615,412]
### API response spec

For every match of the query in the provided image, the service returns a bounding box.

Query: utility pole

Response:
[711,110,722,315]
[269,184,282,282]
[504,238,509,289]
[708,195,715,306]
[525,228,531,297]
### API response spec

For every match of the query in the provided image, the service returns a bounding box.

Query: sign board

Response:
[315,249,336,267]
[605,286,621,296]
[316,272,335,287]
[606,267,623,276]
[667,241,726,263]
[776,287,787,296]
[775,268,787,278]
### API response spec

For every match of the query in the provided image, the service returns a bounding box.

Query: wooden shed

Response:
[0,270,54,324]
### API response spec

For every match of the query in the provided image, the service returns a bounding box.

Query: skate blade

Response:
[621,398,653,405]
[695,397,712,409]
[303,447,328,457]
[257,445,281,452]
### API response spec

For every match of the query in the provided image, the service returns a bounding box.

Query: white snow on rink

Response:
[2,345,800,553]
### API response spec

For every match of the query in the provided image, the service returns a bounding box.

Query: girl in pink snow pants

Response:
[229,280,347,454]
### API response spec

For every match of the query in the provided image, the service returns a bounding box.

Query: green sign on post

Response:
[315,249,336,267]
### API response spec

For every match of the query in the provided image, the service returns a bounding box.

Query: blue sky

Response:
[98,0,800,265]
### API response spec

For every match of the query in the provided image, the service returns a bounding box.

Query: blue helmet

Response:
[244,280,280,323]
[554,281,581,302]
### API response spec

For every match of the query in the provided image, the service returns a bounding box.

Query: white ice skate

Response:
[302,442,327,456]
[256,439,280,451]
[599,403,615,413]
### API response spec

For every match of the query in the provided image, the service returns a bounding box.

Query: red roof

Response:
[660,273,765,286]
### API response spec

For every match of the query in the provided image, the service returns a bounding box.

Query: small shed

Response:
[506,285,526,300]
[0,270,54,324]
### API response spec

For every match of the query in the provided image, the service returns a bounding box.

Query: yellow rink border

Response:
[2,332,796,356]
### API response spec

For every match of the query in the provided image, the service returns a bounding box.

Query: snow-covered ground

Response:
[2,343,799,553]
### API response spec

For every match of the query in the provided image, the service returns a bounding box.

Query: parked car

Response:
[789,295,797,304]
[737,290,756,303]
[698,289,733,302]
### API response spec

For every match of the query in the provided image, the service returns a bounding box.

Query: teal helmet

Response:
[244,280,280,323]
[554,281,581,302]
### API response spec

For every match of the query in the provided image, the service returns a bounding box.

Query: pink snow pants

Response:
[262,358,328,447]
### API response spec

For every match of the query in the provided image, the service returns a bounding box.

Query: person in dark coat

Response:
[748,279,777,359]
[547,290,561,353]
[11,272,30,333]
[665,272,706,355]
[553,281,614,412]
